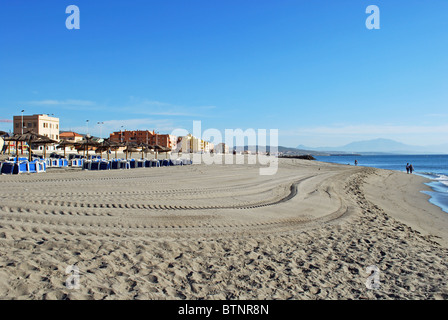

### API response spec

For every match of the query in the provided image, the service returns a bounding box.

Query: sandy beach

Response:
[0,157,447,300]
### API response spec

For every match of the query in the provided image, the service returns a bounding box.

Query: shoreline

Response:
[360,167,448,248]
[314,158,448,247]
[315,157,448,220]
[1,158,448,299]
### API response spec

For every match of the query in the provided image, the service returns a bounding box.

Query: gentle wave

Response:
[434,174,448,187]
[417,173,448,194]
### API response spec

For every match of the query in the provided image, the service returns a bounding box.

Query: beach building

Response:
[214,143,229,154]
[59,131,83,151]
[13,114,60,151]
[60,131,83,143]
[110,130,177,149]
[178,134,200,153]
[154,134,177,150]
[110,130,154,144]
[13,114,60,140]
[202,140,214,153]
[178,134,214,153]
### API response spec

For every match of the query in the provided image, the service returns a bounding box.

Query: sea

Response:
[314,154,448,214]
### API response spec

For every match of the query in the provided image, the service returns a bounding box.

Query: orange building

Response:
[59,132,83,151]
[110,130,154,144]
[109,130,177,149]
[154,134,177,150]
[60,131,83,143]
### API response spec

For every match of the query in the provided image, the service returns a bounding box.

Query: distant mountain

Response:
[298,138,448,154]
[233,145,330,156]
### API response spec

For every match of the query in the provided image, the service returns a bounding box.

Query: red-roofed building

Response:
[60,131,83,143]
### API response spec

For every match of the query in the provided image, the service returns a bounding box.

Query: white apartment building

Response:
[13,114,60,151]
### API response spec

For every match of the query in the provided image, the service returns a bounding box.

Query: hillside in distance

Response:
[297,138,448,154]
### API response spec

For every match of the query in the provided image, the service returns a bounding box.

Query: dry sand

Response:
[0,157,447,300]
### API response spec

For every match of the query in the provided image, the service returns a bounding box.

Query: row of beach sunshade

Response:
[0,157,192,174]
[82,158,192,170]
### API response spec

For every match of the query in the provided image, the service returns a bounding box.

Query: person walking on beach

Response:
[409,164,414,174]
[354,159,358,166]
[406,163,410,174]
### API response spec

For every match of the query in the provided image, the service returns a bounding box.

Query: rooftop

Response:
[60,131,82,137]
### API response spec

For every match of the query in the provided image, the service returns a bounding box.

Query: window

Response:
[28,123,32,128]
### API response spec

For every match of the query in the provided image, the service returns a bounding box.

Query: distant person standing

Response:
[409,164,414,174]
[354,159,358,166]
[406,163,410,174]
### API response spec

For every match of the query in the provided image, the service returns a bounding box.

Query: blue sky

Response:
[1,0,447,148]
